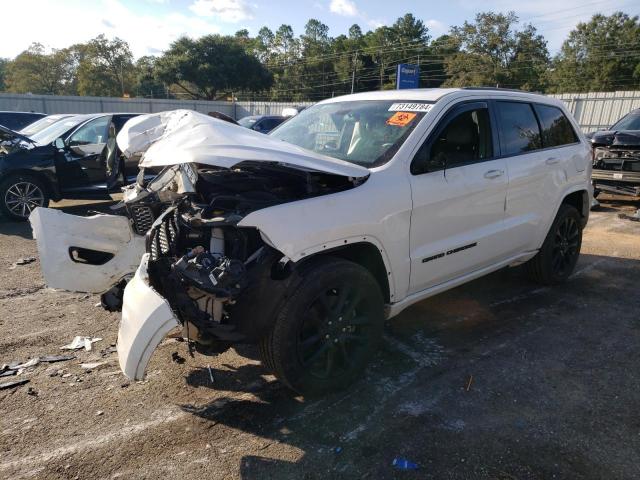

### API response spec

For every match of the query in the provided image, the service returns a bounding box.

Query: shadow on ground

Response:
[181,253,640,479]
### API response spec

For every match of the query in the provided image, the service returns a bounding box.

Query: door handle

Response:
[484,169,504,179]
[546,157,559,165]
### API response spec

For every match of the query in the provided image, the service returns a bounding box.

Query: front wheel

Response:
[524,204,583,285]
[0,175,50,221]
[259,257,385,396]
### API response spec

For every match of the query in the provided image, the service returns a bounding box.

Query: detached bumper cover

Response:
[118,253,180,380]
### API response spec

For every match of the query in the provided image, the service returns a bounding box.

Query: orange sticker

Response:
[386,111,417,127]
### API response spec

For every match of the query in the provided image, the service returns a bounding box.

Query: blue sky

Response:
[2,0,638,59]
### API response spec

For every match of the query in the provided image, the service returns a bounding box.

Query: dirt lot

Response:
[1,195,639,480]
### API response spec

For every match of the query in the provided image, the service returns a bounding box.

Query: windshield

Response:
[611,113,640,131]
[19,115,70,137]
[238,116,257,127]
[30,116,88,146]
[270,100,430,167]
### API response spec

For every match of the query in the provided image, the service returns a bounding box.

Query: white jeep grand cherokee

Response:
[30,88,592,396]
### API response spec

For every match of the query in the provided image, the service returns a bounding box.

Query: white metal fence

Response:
[2,91,640,131]
[547,91,640,131]
[0,93,312,120]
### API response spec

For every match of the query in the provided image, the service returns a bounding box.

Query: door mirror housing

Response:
[54,137,66,150]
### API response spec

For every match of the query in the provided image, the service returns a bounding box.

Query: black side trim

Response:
[421,242,477,264]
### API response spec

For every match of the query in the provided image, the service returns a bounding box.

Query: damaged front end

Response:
[591,130,640,197]
[116,160,359,379]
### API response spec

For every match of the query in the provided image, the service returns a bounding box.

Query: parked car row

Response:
[0,113,142,220]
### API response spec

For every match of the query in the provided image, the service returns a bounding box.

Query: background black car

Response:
[0,111,46,131]
[238,115,287,133]
[590,108,640,198]
[0,113,139,220]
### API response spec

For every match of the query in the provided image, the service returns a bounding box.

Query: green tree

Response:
[5,43,76,94]
[548,12,640,92]
[156,35,273,100]
[76,35,135,96]
[133,56,166,98]
[443,12,548,89]
[0,58,8,91]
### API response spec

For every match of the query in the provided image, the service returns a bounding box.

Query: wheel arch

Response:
[297,241,392,303]
[560,189,590,228]
[1,168,60,201]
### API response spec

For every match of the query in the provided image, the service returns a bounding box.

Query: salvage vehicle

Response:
[0,111,46,131]
[0,113,138,220]
[238,115,287,133]
[30,89,592,396]
[590,108,640,198]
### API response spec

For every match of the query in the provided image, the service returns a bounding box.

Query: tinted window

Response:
[259,118,284,131]
[68,117,110,147]
[534,104,578,147]
[112,115,137,132]
[496,102,541,155]
[412,107,493,174]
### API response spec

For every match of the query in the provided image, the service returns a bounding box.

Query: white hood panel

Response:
[116,109,369,178]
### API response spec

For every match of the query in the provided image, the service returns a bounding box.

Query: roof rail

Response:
[462,86,544,95]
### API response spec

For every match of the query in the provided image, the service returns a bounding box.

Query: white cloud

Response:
[425,19,447,36]
[329,0,358,17]
[189,0,253,22]
[0,0,223,59]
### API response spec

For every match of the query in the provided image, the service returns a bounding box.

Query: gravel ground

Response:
[1,195,639,480]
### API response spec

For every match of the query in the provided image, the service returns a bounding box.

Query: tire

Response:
[524,204,583,285]
[259,257,385,396]
[0,174,50,221]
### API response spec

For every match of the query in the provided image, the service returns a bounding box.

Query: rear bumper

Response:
[118,253,180,380]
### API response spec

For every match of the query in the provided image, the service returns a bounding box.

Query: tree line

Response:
[0,11,639,101]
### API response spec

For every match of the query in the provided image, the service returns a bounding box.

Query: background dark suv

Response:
[0,113,138,220]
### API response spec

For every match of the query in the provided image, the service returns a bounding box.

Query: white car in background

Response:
[30,88,592,396]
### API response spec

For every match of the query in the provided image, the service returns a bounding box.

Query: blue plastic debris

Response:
[392,457,419,470]
[334,447,343,454]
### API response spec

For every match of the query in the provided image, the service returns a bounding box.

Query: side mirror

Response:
[54,137,66,150]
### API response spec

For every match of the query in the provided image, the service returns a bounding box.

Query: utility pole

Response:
[379,50,384,90]
[351,51,358,94]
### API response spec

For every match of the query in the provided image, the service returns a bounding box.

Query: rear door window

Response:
[533,104,579,147]
[496,102,542,155]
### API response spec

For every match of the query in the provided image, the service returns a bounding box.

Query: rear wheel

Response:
[0,175,50,221]
[524,204,583,285]
[259,257,384,396]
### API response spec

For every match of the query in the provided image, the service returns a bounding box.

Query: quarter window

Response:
[496,102,542,155]
[412,107,493,174]
[533,104,579,148]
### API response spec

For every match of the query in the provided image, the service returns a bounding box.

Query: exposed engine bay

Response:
[591,130,640,197]
[108,161,360,354]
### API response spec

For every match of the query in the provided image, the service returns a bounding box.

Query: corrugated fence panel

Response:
[2,91,639,130]
[0,93,314,120]
[548,91,640,131]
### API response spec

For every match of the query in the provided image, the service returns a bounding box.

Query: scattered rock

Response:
[8,257,36,270]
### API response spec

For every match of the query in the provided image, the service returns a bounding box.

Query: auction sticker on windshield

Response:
[388,103,433,112]
[387,111,417,127]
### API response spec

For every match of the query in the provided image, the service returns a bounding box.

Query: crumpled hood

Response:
[0,124,35,145]
[591,130,640,147]
[116,109,369,179]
